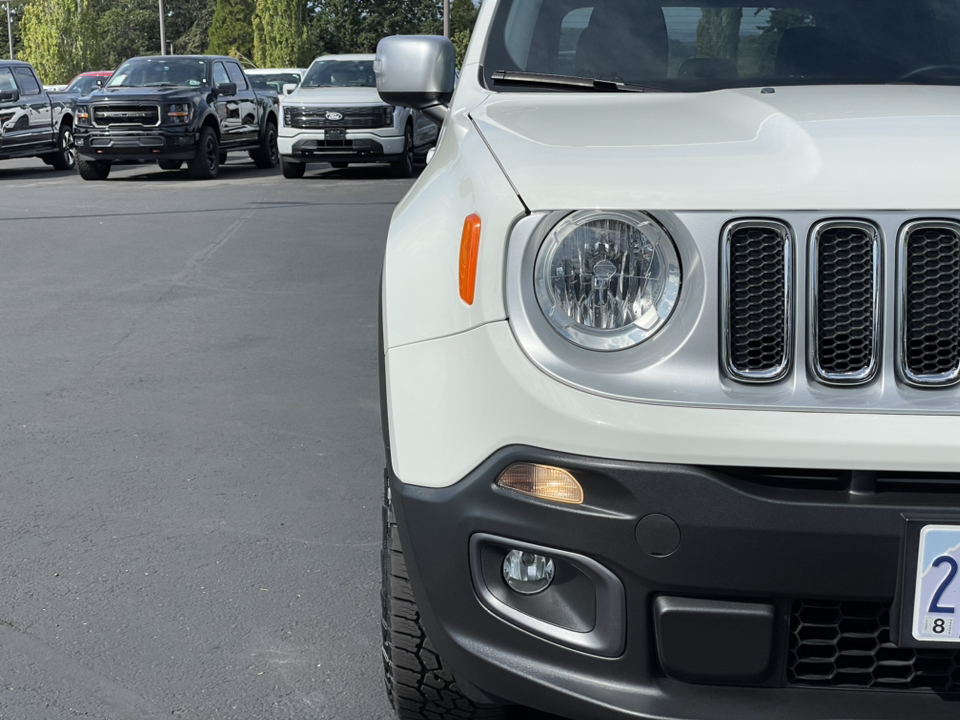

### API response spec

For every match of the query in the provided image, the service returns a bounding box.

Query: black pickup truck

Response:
[73,55,279,180]
[0,61,77,171]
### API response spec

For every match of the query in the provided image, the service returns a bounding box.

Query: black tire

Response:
[157,160,183,171]
[382,478,505,720]
[219,152,228,165]
[390,124,415,179]
[187,126,220,180]
[251,121,279,169]
[330,161,348,169]
[77,158,111,181]
[50,123,77,171]
[280,157,305,179]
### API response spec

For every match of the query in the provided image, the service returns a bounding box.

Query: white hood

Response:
[285,86,383,106]
[470,85,960,211]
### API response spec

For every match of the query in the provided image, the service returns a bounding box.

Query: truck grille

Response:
[283,106,391,129]
[721,221,792,381]
[92,104,160,127]
[788,600,960,692]
[810,222,882,383]
[899,221,960,386]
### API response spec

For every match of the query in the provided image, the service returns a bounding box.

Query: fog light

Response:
[497,463,583,504]
[503,550,555,595]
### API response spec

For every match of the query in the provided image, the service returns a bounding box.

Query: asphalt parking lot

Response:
[0,155,545,720]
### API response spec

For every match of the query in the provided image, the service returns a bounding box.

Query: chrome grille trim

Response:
[808,220,883,385]
[897,220,960,387]
[721,219,793,383]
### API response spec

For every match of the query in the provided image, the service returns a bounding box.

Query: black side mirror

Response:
[0,89,20,103]
[215,82,237,97]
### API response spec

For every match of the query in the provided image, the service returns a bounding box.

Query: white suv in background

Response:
[277,54,436,178]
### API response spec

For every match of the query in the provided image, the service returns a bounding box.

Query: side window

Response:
[227,63,248,91]
[14,67,41,95]
[558,7,594,74]
[213,62,231,88]
[0,68,16,94]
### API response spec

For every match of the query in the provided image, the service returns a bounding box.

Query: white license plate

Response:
[911,524,960,643]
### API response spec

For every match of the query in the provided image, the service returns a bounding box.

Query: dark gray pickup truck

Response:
[73,55,279,180]
[0,61,77,171]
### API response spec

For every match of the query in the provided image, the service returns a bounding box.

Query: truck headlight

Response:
[534,211,681,351]
[166,103,192,124]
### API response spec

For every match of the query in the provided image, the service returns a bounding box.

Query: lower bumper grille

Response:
[789,600,960,692]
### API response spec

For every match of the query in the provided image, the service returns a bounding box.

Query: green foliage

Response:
[98,0,160,69]
[20,0,99,83]
[310,0,442,56]
[450,0,478,36]
[207,0,255,58]
[696,8,742,63]
[0,0,28,61]
[452,28,470,67]
[253,0,309,67]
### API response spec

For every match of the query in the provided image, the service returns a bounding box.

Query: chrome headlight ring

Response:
[534,210,682,351]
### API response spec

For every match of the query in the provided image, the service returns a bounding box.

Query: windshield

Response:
[107,58,207,88]
[301,60,375,88]
[485,0,960,91]
[67,75,107,95]
[248,72,302,93]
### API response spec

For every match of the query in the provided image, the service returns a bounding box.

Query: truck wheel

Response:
[390,125,415,179]
[280,157,305,179]
[50,123,77,171]
[77,158,111,181]
[157,160,182,171]
[251,122,279,169]
[187,126,220,180]
[382,478,505,720]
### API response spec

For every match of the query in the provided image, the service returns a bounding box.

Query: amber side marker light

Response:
[496,463,584,504]
[459,214,482,305]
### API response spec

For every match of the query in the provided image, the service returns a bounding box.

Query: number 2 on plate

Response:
[929,555,958,614]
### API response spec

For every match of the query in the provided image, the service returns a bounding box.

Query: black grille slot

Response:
[723,222,791,381]
[789,600,960,692]
[812,223,880,383]
[901,223,960,385]
[92,104,159,127]
[283,106,390,129]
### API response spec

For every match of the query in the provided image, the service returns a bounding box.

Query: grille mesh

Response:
[283,106,390,129]
[788,600,960,692]
[814,226,878,380]
[903,225,960,382]
[92,104,160,127]
[726,225,789,378]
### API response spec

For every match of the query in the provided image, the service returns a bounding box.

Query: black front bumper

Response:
[74,126,198,161]
[392,446,960,720]
[287,137,400,164]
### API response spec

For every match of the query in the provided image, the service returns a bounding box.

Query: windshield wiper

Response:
[492,70,663,93]
[142,82,177,87]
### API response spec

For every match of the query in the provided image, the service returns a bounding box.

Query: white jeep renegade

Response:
[376,1,960,718]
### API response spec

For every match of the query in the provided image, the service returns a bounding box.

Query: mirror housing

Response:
[0,89,20,103]
[215,82,237,97]
[375,35,456,127]
[282,83,297,95]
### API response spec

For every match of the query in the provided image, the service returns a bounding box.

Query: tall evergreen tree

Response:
[20,0,99,83]
[207,0,255,59]
[253,0,308,67]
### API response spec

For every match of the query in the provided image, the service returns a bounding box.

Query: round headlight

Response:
[534,211,681,351]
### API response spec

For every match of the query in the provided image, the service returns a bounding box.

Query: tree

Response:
[450,0,479,66]
[696,8,742,63]
[20,0,100,83]
[98,0,161,68]
[0,0,28,60]
[207,0,255,59]
[253,0,309,67]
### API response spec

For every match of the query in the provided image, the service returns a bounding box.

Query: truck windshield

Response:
[484,0,960,91]
[301,60,375,88]
[107,58,208,89]
[248,72,302,93]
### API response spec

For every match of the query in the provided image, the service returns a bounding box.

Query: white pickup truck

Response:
[277,54,436,178]
[375,1,960,720]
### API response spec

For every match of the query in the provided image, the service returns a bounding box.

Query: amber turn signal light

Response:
[459,214,482,305]
[497,463,584,504]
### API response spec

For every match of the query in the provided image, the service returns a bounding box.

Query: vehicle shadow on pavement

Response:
[0,166,75,182]
[302,164,424,181]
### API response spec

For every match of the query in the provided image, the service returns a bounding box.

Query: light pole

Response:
[1,0,13,60]
[158,0,166,56]
[443,0,450,38]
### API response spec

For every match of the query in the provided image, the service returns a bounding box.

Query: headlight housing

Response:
[166,103,192,124]
[534,211,681,351]
[76,105,91,125]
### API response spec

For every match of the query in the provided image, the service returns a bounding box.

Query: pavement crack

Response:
[173,206,259,286]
